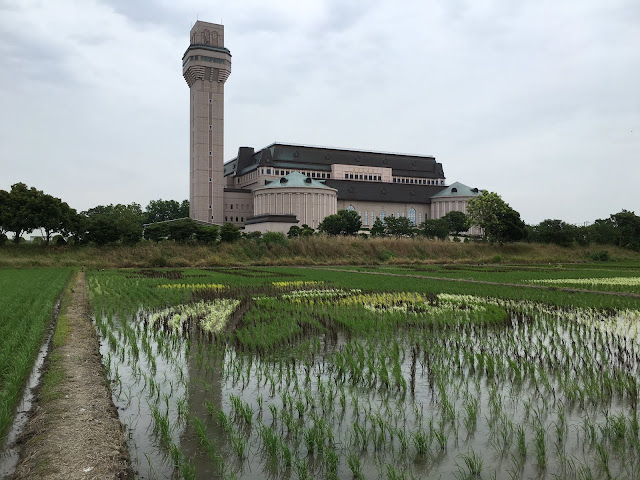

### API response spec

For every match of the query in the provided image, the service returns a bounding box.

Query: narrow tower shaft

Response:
[183,21,231,224]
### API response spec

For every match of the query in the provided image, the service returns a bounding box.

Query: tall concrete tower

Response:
[182,21,231,224]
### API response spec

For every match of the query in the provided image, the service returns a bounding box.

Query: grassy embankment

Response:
[1,236,638,268]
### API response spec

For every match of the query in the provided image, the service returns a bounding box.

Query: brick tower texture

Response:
[182,21,231,223]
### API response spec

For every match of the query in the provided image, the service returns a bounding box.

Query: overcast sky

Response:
[1,0,638,225]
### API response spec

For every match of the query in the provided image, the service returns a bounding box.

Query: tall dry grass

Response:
[0,237,637,268]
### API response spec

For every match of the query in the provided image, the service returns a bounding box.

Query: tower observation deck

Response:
[182,21,231,224]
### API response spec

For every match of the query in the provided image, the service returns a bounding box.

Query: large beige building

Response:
[184,21,481,233]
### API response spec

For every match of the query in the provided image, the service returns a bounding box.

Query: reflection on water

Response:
[96,305,640,480]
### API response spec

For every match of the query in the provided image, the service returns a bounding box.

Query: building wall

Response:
[431,197,471,219]
[331,164,392,183]
[244,221,297,234]
[223,190,253,225]
[231,165,445,191]
[253,188,337,230]
[431,197,482,235]
[337,200,429,227]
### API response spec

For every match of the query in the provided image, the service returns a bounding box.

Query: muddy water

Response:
[97,309,639,480]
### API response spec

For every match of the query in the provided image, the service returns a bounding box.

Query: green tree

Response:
[300,224,315,236]
[611,210,640,251]
[370,218,386,236]
[144,222,170,241]
[420,219,449,240]
[385,216,415,237]
[37,194,78,245]
[467,191,526,243]
[145,199,189,224]
[220,222,241,242]
[318,210,361,236]
[195,224,219,244]
[167,218,199,242]
[532,219,577,247]
[588,218,616,245]
[287,225,302,238]
[495,208,527,242]
[0,189,10,239]
[3,183,44,243]
[442,211,469,236]
[82,203,144,245]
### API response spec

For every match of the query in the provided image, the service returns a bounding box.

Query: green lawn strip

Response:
[40,280,74,403]
[0,268,73,440]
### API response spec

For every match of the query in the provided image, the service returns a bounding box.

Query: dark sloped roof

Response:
[324,180,446,204]
[225,143,445,179]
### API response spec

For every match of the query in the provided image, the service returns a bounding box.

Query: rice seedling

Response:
[83,266,640,479]
[347,453,364,480]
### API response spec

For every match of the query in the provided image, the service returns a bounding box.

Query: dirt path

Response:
[309,267,640,299]
[11,271,131,480]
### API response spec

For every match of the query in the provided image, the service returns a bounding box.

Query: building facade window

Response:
[380,210,386,222]
[347,205,355,211]
[408,208,416,225]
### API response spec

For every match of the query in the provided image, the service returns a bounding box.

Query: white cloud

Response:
[0,0,638,222]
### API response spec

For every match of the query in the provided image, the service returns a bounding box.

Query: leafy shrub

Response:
[262,232,288,247]
[590,250,610,262]
[379,249,395,262]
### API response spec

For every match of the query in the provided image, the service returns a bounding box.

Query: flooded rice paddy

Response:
[89,270,640,479]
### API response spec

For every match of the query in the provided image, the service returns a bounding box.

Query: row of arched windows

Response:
[347,206,423,226]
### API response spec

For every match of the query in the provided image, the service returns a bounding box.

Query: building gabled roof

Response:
[430,182,482,198]
[257,172,336,191]
[324,180,446,204]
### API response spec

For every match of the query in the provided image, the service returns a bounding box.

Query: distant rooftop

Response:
[430,182,482,198]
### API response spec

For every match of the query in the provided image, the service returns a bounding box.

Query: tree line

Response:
[316,191,640,251]
[1,183,638,251]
